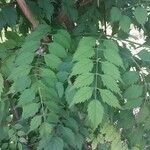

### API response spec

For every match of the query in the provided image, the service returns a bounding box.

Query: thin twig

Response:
[131,56,148,103]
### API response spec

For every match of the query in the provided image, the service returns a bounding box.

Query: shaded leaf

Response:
[119,15,131,33]
[8,65,31,81]
[22,103,39,119]
[39,122,52,137]
[122,71,139,85]
[48,42,67,58]
[134,7,147,25]
[138,50,150,62]
[15,52,34,65]
[44,54,62,69]
[18,88,35,106]
[30,116,42,131]
[111,7,122,22]
[124,85,143,99]
[56,82,64,98]
[53,33,70,49]
[49,137,63,150]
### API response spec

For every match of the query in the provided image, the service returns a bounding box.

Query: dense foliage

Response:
[0,0,150,149]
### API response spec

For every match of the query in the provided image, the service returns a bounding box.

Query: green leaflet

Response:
[30,115,42,131]
[18,88,35,106]
[13,76,31,92]
[44,54,62,69]
[73,73,94,88]
[56,82,64,98]
[40,68,57,79]
[71,87,93,105]
[40,68,57,87]
[22,103,40,119]
[73,48,95,61]
[48,42,67,58]
[88,100,104,129]
[15,52,34,65]
[103,40,124,68]
[103,48,124,68]
[1,55,16,77]
[0,73,4,101]
[57,71,69,82]
[47,112,59,124]
[53,29,71,49]
[40,68,57,88]
[20,41,40,53]
[65,85,76,105]
[57,29,71,44]
[111,7,122,22]
[101,74,120,94]
[8,65,32,81]
[71,59,94,76]
[73,37,96,61]
[58,61,73,72]
[39,122,52,137]
[101,61,121,81]
[119,15,131,33]
[124,85,143,99]
[77,37,96,48]
[53,33,70,49]
[134,7,148,25]
[63,117,79,133]
[99,89,121,108]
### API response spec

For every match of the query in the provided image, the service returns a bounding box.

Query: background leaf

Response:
[134,7,147,25]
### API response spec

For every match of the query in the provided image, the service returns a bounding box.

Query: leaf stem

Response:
[131,56,148,103]
[94,47,99,100]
